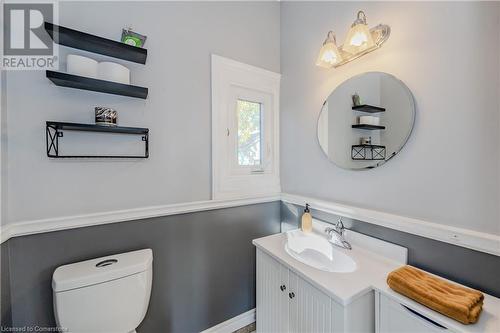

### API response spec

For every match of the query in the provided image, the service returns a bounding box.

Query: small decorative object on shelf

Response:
[67,54,98,78]
[359,115,380,126]
[44,22,147,64]
[46,121,149,158]
[95,107,117,126]
[121,28,147,48]
[360,136,372,145]
[98,62,130,84]
[352,144,386,160]
[352,93,361,106]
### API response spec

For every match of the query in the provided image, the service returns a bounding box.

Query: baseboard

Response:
[200,309,255,333]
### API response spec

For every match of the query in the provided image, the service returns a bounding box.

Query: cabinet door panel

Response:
[279,263,290,332]
[256,249,289,333]
[289,271,333,333]
[379,293,452,333]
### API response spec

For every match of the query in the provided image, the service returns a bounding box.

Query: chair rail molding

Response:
[0,195,280,244]
[281,193,500,257]
[2,192,498,257]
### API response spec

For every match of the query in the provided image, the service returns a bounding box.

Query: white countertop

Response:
[252,230,500,333]
[253,231,401,306]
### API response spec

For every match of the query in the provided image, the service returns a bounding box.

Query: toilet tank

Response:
[52,249,153,333]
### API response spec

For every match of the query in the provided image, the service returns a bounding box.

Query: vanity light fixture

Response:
[316,11,390,69]
[343,11,375,54]
[316,31,343,68]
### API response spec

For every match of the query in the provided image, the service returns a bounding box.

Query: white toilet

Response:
[52,249,153,333]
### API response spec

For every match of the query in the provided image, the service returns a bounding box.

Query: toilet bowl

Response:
[52,249,153,333]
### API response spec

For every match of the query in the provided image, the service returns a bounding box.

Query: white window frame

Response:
[211,55,280,200]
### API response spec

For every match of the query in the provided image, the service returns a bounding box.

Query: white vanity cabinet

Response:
[256,249,374,333]
[376,292,454,333]
[257,248,290,332]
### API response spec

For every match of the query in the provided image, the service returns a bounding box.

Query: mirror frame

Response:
[316,71,416,170]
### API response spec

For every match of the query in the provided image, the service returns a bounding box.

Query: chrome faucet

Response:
[325,218,352,250]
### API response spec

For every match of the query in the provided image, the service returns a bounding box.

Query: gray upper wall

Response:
[3,1,280,225]
[280,1,500,235]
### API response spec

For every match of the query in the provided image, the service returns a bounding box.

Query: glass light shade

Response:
[316,32,342,68]
[343,12,376,54]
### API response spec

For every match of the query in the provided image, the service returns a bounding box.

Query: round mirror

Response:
[317,72,415,170]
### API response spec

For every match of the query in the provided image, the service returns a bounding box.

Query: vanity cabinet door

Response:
[288,271,333,333]
[256,249,289,333]
[378,293,452,333]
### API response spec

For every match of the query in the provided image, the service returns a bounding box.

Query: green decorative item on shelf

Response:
[121,28,147,48]
[352,93,361,106]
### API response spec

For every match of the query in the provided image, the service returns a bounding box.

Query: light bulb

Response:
[316,31,343,68]
[350,32,369,46]
[343,11,375,54]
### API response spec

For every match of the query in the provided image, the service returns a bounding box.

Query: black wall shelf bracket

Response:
[45,22,147,64]
[46,121,149,158]
[351,144,386,161]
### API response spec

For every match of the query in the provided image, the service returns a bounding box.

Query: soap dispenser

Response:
[301,204,312,233]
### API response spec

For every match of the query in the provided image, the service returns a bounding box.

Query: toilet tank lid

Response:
[52,249,153,292]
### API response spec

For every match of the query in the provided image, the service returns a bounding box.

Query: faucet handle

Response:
[335,218,345,235]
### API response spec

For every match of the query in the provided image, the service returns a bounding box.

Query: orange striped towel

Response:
[387,265,484,324]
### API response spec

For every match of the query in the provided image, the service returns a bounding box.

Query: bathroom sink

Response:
[284,229,357,273]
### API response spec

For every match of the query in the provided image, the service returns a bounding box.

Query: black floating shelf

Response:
[46,71,148,99]
[46,121,149,158]
[45,22,147,64]
[352,104,386,113]
[352,124,386,130]
[46,121,148,134]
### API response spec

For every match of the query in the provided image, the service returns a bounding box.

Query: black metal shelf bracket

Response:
[46,121,149,158]
[46,123,61,157]
[351,145,386,161]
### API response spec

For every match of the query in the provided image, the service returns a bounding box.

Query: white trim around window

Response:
[211,55,281,200]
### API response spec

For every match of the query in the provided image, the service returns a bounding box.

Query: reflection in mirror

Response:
[317,72,415,170]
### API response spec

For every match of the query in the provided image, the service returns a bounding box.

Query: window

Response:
[237,99,262,167]
[211,55,280,200]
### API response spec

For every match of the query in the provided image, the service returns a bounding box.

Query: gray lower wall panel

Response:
[1,242,11,328]
[281,202,500,298]
[4,202,280,333]
[3,200,500,331]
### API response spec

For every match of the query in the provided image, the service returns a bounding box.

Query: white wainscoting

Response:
[0,195,280,243]
[282,193,500,257]
[2,193,499,257]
